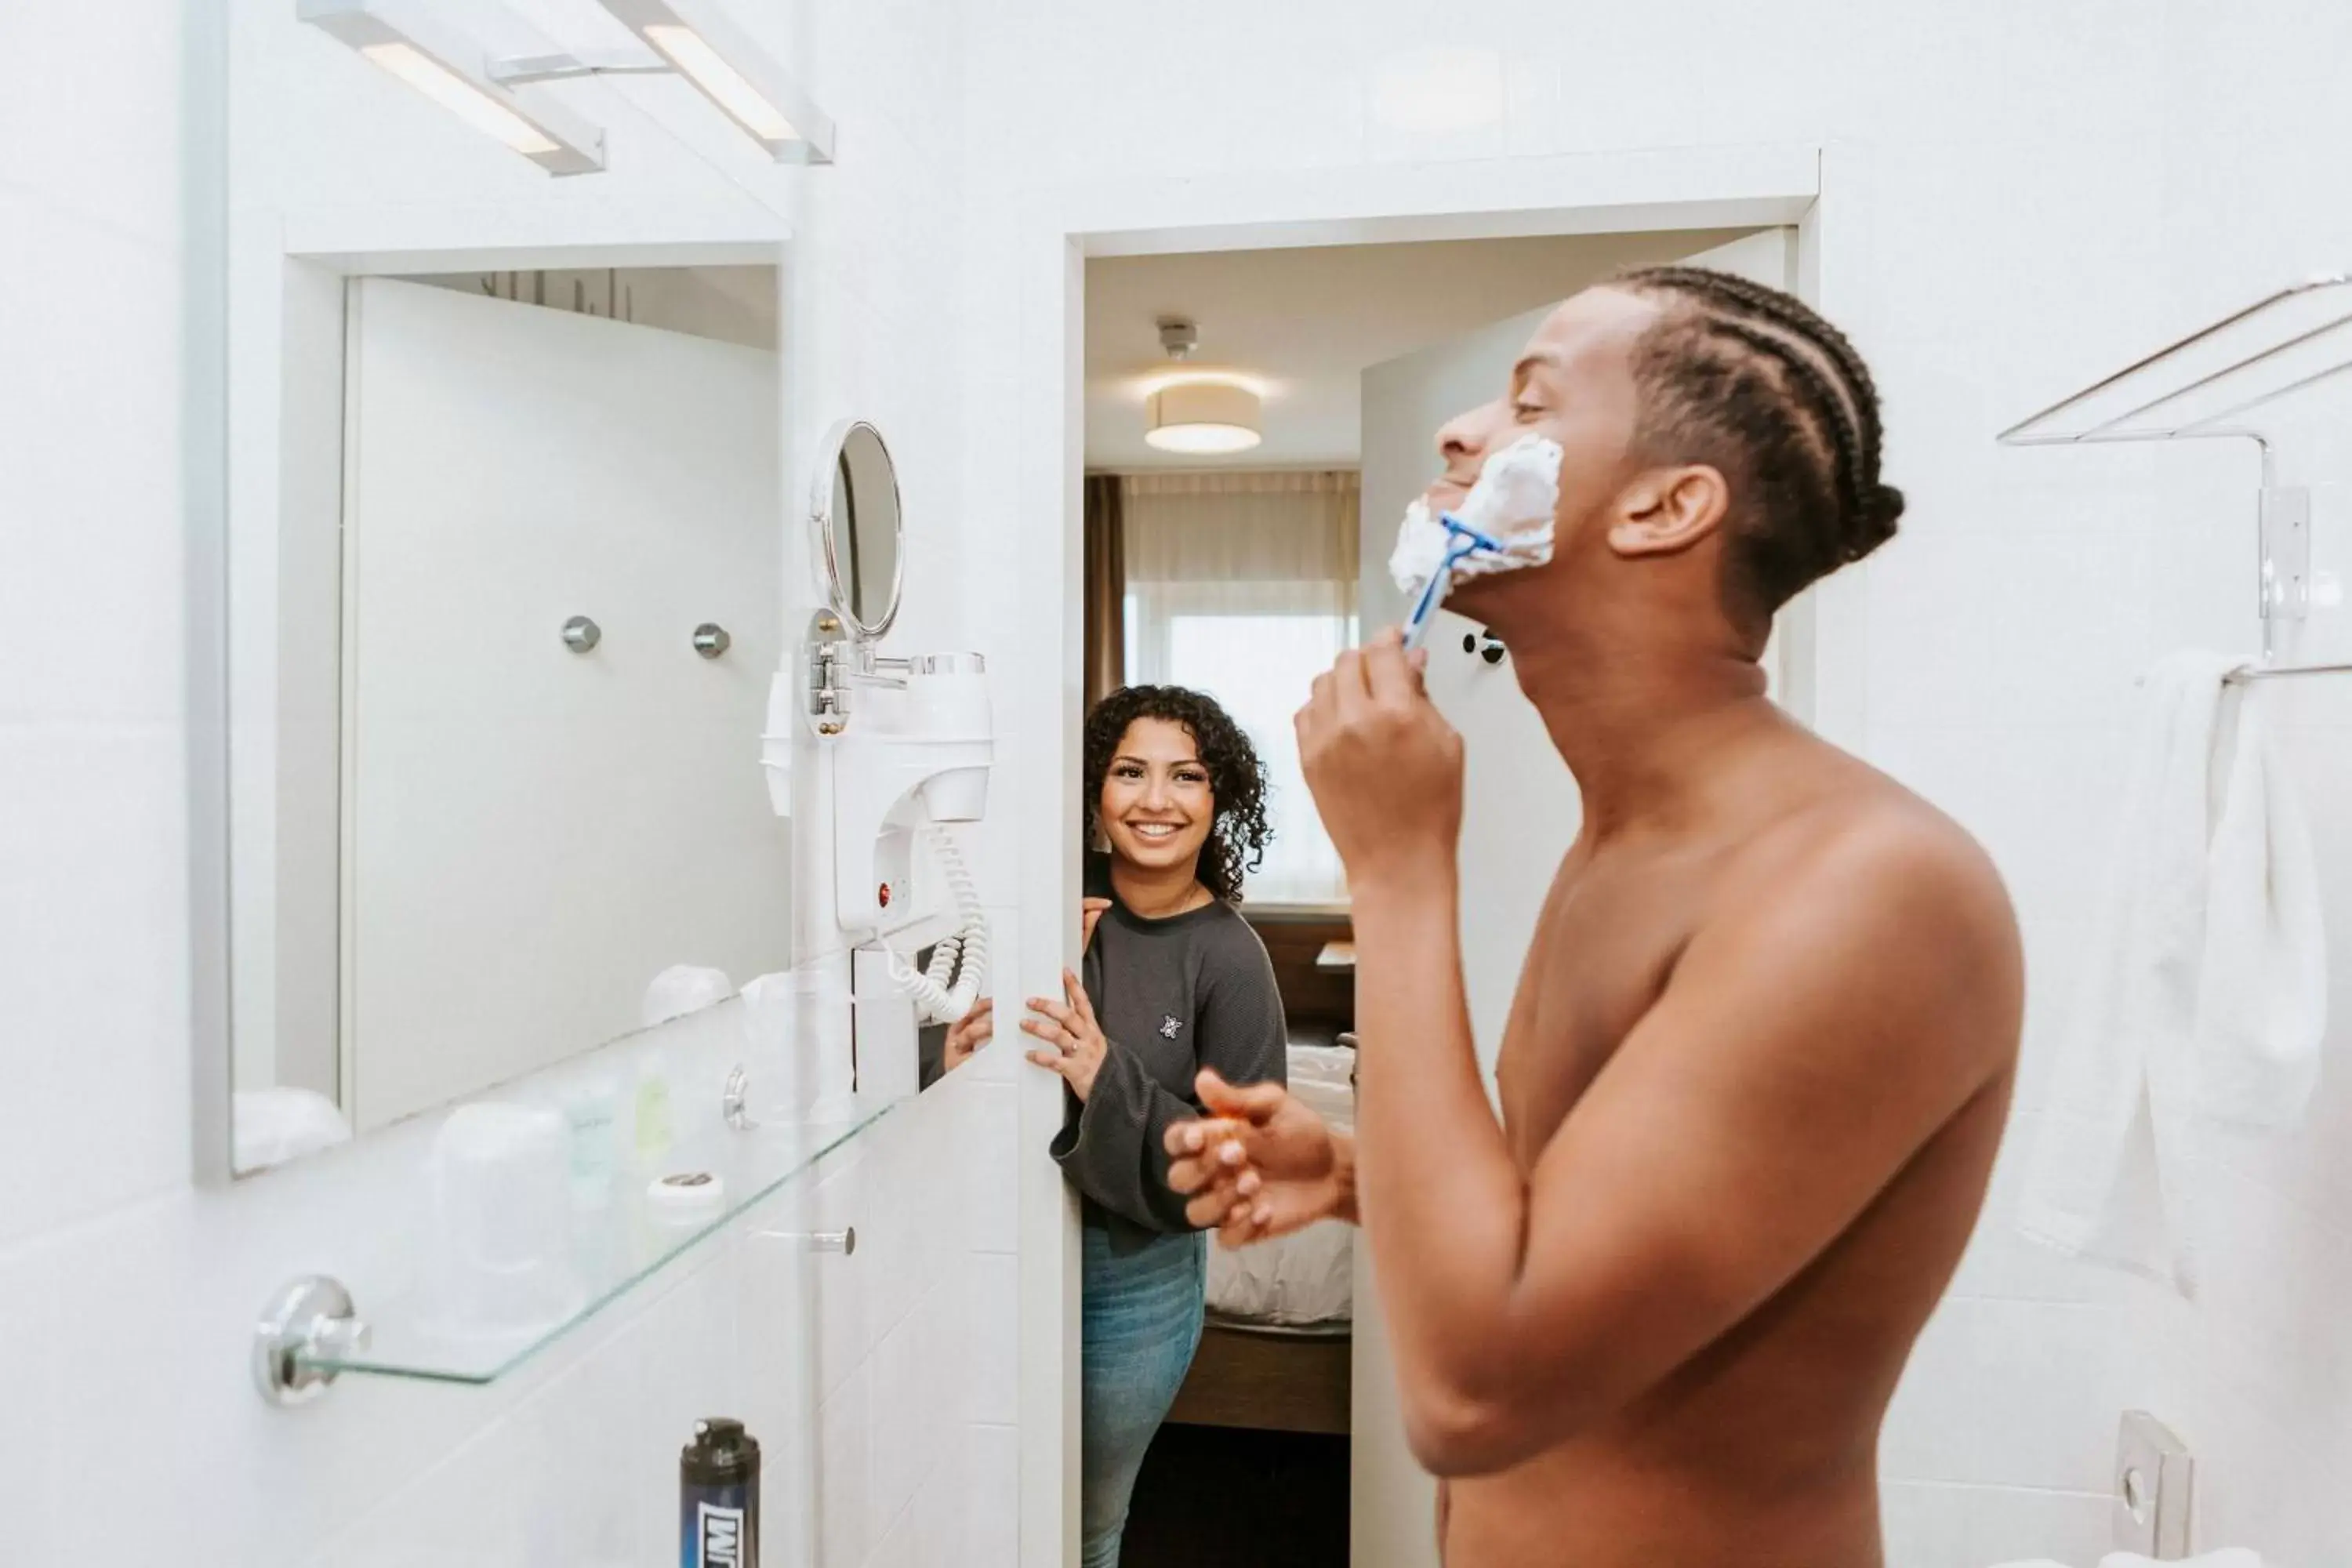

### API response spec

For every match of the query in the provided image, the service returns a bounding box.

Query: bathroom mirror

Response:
[812,419,905,638]
[200,5,808,1178]
[215,263,791,1177]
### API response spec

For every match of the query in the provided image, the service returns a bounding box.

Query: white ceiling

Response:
[1085,229,1759,472]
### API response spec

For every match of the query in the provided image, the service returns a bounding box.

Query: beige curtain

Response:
[1121,470,1360,587]
[1120,470,1359,906]
[1083,474,1125,711]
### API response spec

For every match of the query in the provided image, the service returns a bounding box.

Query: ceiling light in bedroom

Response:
[1146,381,1264,456]
[1143,318,1262,455]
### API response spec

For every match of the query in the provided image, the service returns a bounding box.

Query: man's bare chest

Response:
[1491,851,1712,1166]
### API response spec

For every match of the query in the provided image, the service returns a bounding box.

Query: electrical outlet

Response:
[2114,1410,2194,1558]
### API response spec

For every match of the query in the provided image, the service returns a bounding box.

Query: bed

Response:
[1168,912,1356,1436]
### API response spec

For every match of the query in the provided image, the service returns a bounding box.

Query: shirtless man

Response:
[1165,267,2022,1566]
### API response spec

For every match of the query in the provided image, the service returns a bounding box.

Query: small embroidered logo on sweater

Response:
[1160,1016,1183,1040]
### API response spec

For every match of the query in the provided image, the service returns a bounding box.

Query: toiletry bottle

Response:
[561,1076,620,1209]
[633,1058,674,1175]
[681,1417,760,1568]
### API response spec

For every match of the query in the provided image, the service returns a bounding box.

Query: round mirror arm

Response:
[853,651,915,688]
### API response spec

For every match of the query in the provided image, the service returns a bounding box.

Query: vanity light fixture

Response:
[297,0,607,176]
[586,0,836,163]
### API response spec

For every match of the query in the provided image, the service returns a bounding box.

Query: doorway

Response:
[1077,223,1800,1568]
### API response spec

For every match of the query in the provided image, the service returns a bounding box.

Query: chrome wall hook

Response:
[693,622,732,659]
[562,615,602,652]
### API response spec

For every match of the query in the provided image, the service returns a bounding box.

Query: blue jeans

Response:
[1080,1225,1207,1568]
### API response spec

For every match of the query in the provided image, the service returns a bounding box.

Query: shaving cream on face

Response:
[1388,434,1565,601]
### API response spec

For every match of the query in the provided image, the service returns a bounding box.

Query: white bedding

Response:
[1204,1043,1356,1326]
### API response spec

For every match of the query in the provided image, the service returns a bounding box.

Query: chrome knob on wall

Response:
[560,618,735,657]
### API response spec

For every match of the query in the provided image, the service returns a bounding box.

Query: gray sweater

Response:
[1053,893,1289,1251]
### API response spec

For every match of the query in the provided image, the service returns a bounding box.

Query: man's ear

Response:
[1606,465,1730,557]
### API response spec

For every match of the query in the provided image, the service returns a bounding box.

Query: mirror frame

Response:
[809,418,904,640]
[187,1,235,1184]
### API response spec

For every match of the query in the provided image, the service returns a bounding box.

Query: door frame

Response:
[1010,139,1872,1566]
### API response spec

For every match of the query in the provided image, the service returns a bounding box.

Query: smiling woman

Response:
[1084,687,1272,906]
[1011,684,1290,1568]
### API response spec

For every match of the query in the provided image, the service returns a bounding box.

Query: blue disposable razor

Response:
[1402,514,1504,652]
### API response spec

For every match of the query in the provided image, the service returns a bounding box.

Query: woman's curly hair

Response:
[1083,685,1272,905]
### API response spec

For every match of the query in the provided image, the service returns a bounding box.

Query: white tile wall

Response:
[14,2,2352,1564]
[2119,8,2352,1527]
[2117,678,2352,1568]
[1885,1480,2114,1568]
[807,1065,1025,1568]
[954,4,2352,1566]
[0,0,1019,1565]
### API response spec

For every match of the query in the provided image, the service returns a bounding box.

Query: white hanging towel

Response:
[2194,679,2327,1126]
[2017,651,2326,1298]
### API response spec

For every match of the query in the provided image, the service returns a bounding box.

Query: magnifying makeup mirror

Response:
[811,419,904,638]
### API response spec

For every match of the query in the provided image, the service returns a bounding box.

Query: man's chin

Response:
[1443,575,1501,630]
[1440,553,1559,638]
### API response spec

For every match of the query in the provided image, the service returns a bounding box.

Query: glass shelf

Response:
[303,1094,902,1387]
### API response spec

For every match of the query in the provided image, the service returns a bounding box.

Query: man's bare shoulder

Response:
[1766,760,2005,902]
[1699,760,2023,1068]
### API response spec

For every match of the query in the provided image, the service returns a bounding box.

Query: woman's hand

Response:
[1082,897,1112,953]
[942,996,992,1073]
[1165,1070,1356,1247]
[1296,629,1462,892]
[1022,968,1109,1102]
